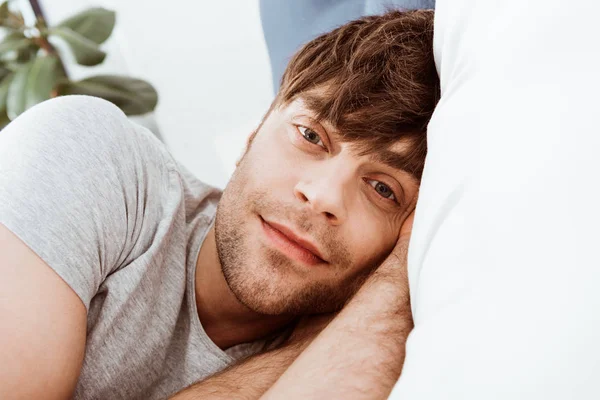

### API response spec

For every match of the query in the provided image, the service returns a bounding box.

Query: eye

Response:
[297,126,325,148]
[366,179,397,202]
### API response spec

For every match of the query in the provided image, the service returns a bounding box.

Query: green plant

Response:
[0,0,158,129]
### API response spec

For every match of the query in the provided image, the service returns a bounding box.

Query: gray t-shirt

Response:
[0,96,273,399]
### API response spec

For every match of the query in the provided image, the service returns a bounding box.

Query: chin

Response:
[214,182,361,315]
[220,255,304,315]
[221,256,356,316]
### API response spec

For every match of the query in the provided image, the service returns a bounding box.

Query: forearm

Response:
[169,341,307,400]
[262,245,413,400]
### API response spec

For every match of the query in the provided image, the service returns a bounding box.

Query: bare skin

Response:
[171,212,415,399]
[171,95,420,398]
[262,213,415,399]
[0,223,87,400]
[191,97,419,352]
[194,225,294,350]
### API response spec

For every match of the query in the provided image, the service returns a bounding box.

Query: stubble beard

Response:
[214,166,372,316]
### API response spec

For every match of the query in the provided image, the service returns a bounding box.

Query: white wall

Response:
[37,0,274,189]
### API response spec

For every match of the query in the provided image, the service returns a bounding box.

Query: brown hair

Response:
[273,9,439,179]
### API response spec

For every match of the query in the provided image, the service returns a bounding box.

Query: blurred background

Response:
[1,0,433,189]
[3,0,274,188]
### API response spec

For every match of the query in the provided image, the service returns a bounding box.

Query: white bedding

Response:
[390,1,600,398]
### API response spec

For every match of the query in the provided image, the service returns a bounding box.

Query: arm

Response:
[171,275,408,400]
[170,312,334,400]
[261,214,415,400]
[173,214,414,400]
[170,340,309,400]
[0,224,87,399]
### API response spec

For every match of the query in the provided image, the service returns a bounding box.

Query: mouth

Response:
[260,215,327,266]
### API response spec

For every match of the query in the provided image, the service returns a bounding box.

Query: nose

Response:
[293,161,351,225]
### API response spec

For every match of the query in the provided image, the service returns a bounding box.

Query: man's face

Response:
[215,98,419,316]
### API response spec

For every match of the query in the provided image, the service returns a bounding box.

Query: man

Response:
[0,10,439,400]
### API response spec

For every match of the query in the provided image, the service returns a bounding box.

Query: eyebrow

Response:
[367,149,419,181]
[294,95,332,125]
[293,104,339,136]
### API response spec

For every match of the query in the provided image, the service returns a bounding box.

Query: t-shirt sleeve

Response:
[0,96,175,310]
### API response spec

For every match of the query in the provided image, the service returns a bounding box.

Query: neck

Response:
[195,224,294,350]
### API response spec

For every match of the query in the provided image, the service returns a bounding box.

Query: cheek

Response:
[242,126,301,191]
[345,213,400,269]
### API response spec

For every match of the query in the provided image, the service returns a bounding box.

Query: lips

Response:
[261,216,327,263]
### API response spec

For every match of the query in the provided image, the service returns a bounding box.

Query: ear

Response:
[235,129,259,167]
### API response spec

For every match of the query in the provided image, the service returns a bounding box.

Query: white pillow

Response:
[390,1,600,399]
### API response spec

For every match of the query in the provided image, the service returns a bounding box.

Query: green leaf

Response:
[57,75,158,116]
[0,1,23,29]
[15,44,37,63]
[6,60,30,119]
[0,111,10,130]
[0,32,32,56]
[6,55,62,120]
[0,64,10,81]
[0,71,13,112]
[49,27,106,66]
[57,7,115,45]
[0,1,8,19]
[25,56,62,107]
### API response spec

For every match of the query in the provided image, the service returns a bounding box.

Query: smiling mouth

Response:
[260,216,326,266]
